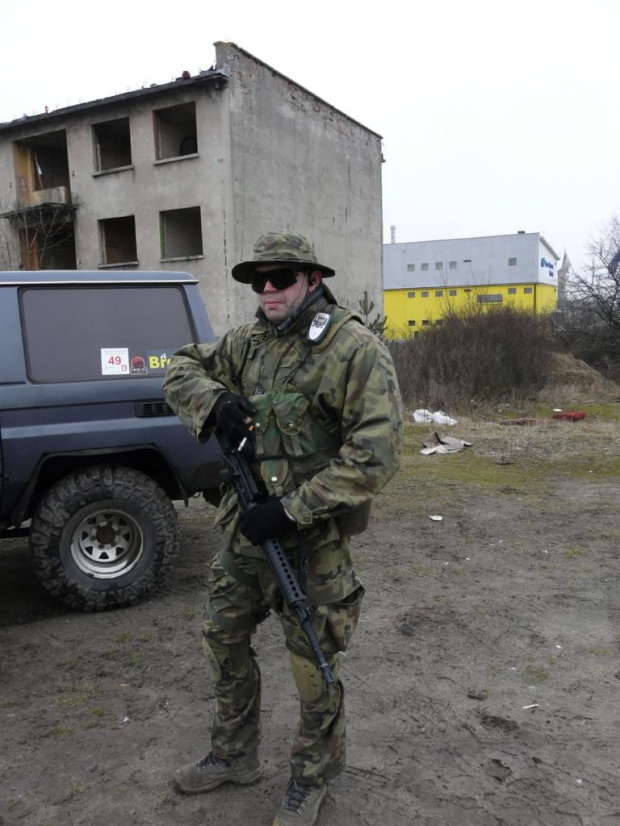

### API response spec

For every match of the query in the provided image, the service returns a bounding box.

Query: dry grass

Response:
[438,412,620,466]
[540,352,620,402]
[400,388,620,493]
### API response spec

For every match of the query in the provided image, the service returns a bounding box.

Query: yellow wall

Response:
[385,282,557,339]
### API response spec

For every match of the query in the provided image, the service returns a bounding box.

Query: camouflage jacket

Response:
[163,294,403,603]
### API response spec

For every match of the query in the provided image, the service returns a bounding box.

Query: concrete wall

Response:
[0,142,14,200]
[65,84,228,292]
[216,42,384,327]
[0,85,229,296]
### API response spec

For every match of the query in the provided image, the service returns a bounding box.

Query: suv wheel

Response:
[29,465,180,611]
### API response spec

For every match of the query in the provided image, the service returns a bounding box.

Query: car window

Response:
[21,285,194,382]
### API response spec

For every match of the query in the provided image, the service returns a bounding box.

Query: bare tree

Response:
[0,193,20,270]
[0,192,76,271]
[553,213,620,378]
[571,212,620,329]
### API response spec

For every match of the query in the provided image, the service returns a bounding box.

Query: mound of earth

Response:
[542,351,619,399]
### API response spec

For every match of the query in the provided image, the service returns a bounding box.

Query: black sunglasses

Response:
[251,268,304,293]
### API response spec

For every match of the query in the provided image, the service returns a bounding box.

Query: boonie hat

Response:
[231,231,336,283]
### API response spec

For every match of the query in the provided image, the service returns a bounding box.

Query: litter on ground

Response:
[420,432,472,455]
[500,410,587,426]
[413,409,457,426]
[499,418,547,426]
[552,410,587,421]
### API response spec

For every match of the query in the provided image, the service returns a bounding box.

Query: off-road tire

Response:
[29,465,180,611]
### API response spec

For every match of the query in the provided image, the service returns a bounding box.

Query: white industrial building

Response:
[384,231,560,336]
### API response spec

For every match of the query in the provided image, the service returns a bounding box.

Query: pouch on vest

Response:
[250,389,338,498]
[250,392,296,498]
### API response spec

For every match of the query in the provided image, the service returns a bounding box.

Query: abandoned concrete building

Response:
[0,42,383,332]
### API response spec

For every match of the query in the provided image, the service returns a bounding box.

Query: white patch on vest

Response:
[307,312,331,343]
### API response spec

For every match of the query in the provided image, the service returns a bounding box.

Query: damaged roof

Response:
[0,67,229,135]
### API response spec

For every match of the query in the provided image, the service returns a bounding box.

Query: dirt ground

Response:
[2,405,620,826]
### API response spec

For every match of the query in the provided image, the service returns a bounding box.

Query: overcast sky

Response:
[2,0,618,273]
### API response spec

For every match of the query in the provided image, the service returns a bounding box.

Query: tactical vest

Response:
[239,307,370,537]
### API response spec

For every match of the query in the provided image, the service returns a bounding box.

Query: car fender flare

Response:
[9,444,188,529]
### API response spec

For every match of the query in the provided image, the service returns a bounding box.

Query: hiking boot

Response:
[173,750,262,794]
[272,780,327,825]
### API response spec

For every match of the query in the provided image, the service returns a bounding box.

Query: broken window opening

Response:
[30,133,70,191]
[99,216,138,265]
[13,131,71,206]
[154,102,198,160]
[160,206,203,259]
[93,117,132,171]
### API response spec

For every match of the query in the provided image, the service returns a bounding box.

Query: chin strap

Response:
[275,285,325,335]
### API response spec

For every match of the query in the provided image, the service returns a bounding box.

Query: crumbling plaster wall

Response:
[63,86,227,292]
[216,42,384,326]
[0,88,229,310]
[0,142,19,266]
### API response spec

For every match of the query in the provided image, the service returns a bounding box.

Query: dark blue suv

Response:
[0,271,221,611]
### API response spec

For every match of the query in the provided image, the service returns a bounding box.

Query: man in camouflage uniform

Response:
[163,231,402,825]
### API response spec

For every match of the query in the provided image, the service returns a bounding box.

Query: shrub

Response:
[552,305,620,380]
[387,306,556,409]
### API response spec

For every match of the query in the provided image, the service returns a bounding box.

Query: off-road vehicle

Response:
[0,271,221,611]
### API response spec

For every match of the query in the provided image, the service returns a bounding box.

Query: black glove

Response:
[240,498,293,545]
[213,392,257,441]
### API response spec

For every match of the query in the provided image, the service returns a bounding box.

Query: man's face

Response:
[254,265,322,324]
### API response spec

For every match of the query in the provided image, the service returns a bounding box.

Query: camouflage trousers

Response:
[201,548,364,787]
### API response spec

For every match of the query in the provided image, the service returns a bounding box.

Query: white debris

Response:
[433,411,457,426]
[412,409,458,426]
[429,515,443,522]
[413,409,434,423]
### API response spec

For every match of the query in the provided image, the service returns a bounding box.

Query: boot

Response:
[272,779,327,825]
[173,750,261,794]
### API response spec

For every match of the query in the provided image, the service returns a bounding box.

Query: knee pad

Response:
[289,650,337,703]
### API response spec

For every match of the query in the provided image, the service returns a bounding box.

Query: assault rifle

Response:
[216,431,335,686]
